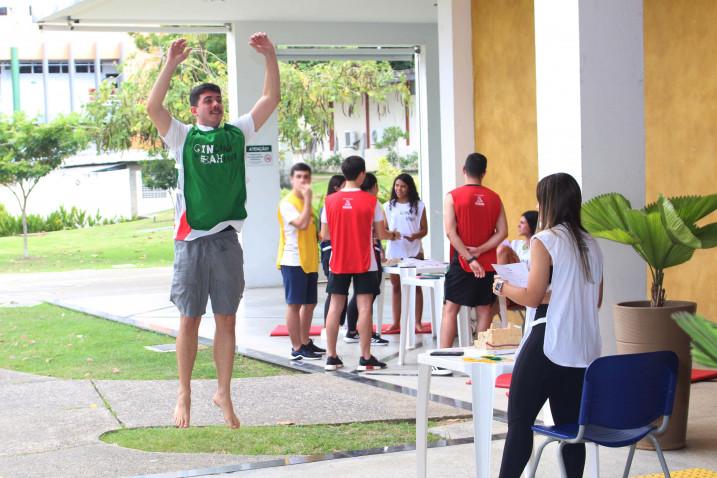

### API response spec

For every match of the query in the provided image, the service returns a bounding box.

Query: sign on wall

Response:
[246,145,273,167]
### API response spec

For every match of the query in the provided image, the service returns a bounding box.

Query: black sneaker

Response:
[305,339,326,355]
[291,345,321,361]
[325,355,344,371]
[357,355,387,371]
[343,331,360,343]
[370,333,389,346]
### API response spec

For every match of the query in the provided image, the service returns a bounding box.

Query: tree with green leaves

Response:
[141,159,177,208]
[83,34,411,162]
[0,113,88,257]
[83,33,227,158]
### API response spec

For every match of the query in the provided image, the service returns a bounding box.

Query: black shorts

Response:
[327,271,379,296]
[444,257,496,307]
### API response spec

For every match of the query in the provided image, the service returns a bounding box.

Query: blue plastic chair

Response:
[527,351,679,478]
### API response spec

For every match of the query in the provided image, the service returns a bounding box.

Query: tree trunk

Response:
[21,206,28,258]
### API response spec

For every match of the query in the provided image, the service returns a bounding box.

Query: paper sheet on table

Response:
[492,262,529,288]
[398,258,447,268]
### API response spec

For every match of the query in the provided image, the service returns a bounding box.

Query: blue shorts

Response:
[280,266,318,305]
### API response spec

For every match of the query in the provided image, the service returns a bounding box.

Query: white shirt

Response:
[321,188,384,271]
[510,239,531,264]
[161,115,255,237]
[528,224,604,368]
[278,195,302,266]
[383,200,425,259]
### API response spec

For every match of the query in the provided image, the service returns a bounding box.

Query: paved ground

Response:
[0,368,467,478]
[1,267,716,477]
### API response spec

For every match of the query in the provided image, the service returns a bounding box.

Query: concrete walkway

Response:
[1,267,716,477]
[0,368,467,478]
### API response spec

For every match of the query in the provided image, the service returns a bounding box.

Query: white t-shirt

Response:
[161,115,255,238]
[529,224,604,368]
[383,200,425,259]
[510,239,531,264]
[278,195,303,266]
[321,188,384,272]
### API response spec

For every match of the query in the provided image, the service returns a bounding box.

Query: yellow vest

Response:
[276,192,319,273]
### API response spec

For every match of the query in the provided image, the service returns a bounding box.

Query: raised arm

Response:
[248,33,280,131]
[289,186,314,230]
[146,39,191,137]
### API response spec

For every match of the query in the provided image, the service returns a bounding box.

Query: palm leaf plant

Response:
[673,312,717,368]
[581,193,717,307]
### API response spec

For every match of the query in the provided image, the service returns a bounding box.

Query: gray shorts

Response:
[170,230,245,317]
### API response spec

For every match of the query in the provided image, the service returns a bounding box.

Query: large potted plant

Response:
[581,193,717,449]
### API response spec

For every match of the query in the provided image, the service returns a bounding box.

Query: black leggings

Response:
[498,323,586,478]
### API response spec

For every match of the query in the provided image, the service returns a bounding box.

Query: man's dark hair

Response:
[341,155,366,181]
[189,83,222,107]
[290,162,312,176]
[464,152,487,178]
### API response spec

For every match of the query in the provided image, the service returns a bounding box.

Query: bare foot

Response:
[174,390,191,428]
[213,392,241,429]
[384,325,401,334]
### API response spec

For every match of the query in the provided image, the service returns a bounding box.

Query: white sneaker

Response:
[431,366,453,377]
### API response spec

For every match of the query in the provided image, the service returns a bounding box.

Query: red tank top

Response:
[325,189,377,274]
[449,184,502,272]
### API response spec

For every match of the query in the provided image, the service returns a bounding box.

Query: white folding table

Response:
[416,349,515,478]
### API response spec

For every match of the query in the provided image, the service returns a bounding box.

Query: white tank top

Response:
[529,224,603,368]
[383,200,425,259]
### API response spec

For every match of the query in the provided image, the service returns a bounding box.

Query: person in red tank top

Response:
[440,153,508,350]
[320,156,399,372]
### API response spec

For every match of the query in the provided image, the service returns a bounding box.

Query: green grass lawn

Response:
[101,421,445,455]
[0,210,175,273]
[0,304,293,380]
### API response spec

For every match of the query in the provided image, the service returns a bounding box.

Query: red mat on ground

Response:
[466,374,512,388]
[269,325,322,337]
[375,323,432,334]
[469,370,716,386]
[692,369,717,383]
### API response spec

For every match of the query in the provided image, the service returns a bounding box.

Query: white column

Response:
[41,41,49,122]
[227,23,282,288]
[94,41,102,89]
[534,0,646,354]
[415,43,444,261]
[437,0,474,196]
[437,0,474,259]
[67,42,76,113]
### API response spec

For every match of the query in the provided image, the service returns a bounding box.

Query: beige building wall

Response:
[471,0,717,321]
[645,0,717,321]
[471,0,538,242]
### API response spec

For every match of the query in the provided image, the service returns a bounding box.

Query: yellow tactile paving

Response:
[635,469,717,478]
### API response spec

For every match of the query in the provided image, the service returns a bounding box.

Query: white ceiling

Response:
[35,0,439,26]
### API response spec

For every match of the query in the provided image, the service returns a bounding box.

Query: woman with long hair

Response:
[497,210,538,265]
[383,173,428,333]
[320,174,345,323]
[493,173,603,478]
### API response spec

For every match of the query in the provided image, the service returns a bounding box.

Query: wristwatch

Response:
[466,256,477,264]
[494,280,504,293]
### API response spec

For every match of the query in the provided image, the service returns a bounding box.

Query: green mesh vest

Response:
[182,123,247,230]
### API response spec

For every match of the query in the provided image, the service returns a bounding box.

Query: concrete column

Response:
[42,42,49,122]
[67,42,76,113]
[415,43,443,261]
[437,0,474,203]
[94,41,102,88]
[227,23,282,288]
[534,0,646,354]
